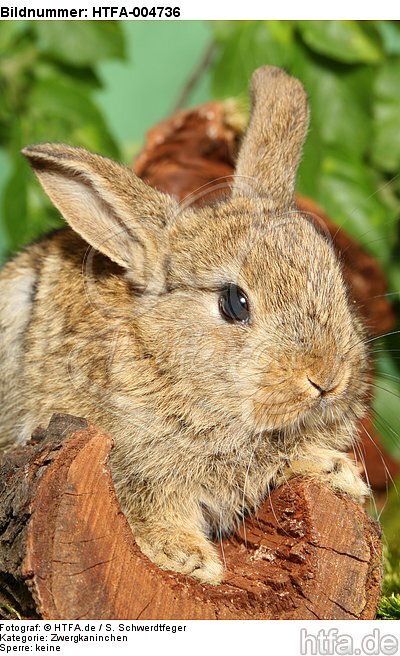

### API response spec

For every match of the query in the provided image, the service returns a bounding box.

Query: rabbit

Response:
[0,66,369,585]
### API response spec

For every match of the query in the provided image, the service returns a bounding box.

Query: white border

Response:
[0,0,399,20]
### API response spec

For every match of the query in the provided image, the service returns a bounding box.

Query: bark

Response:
[0,415,382,620]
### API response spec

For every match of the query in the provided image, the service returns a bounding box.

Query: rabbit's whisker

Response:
[371,408,400,451]
[360,419,397,495]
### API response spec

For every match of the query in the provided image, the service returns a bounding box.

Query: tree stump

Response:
[0,415,382,620]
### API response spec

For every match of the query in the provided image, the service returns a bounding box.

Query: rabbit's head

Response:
[22,66,369,441]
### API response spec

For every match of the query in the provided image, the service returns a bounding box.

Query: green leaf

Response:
[3,153,65,253]
[297,122,324,198]
[28,73,119,158]
[33,21,126,66]
[388,262,400,297]
[372,61,400,171]
[212,21,295,98]
[374,59,400,100]
[3,155,29,247]
[291,47,373,158]
[210,21,238,42]
[372,103,400,172]
[0,21,29,54]
[0,148,11,262]
[376,351,400,381]
[374,21,400,56]
[297,21,383,64]
[315,153,396,263]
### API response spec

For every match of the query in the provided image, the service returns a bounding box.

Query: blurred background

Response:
[0,20,399,615]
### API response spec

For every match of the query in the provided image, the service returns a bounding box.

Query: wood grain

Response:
[0,415,382,620]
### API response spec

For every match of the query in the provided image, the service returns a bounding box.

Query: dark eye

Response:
[218,284,250,324]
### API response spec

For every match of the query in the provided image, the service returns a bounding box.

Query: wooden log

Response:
[0,415,382,620]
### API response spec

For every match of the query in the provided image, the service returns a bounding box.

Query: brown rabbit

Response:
[0,66,369,584]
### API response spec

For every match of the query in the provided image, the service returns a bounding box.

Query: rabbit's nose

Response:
[306,368,349,398]
[307,376,326,396]
[307,376,335,397]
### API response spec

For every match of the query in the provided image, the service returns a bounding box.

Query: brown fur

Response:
[0,67,369,583]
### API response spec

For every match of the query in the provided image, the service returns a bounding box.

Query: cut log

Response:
[0,415,382,620]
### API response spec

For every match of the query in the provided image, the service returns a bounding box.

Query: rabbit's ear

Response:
[22,143,177,288]
[232,66,309,210]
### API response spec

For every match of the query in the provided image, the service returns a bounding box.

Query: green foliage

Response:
[0,21,125,260]
[374,478,400,618]
[382,545,400,598]
[378,538,400,619]
[373,362,400,459]
[377,594,400,620]
[0,603,22,620]
[297,21,384,63]
[210,20,400,458]
[34,21,125,66]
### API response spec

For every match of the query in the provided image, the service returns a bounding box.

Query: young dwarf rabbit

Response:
[0,66,369,584]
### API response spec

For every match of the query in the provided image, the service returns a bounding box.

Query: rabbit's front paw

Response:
[136,531,223,585]
[278,449,369,503]
[320,455,369,502]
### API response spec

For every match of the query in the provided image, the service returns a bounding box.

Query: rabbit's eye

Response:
[218,284,250,324]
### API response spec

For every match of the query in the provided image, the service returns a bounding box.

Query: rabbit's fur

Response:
[0,67,369,584]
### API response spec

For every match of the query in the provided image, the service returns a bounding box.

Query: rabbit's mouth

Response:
[246,343,369,433]
[250,378,364,433]
[251,396,319,432]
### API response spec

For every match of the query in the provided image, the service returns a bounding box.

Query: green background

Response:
[96,21,212,148]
